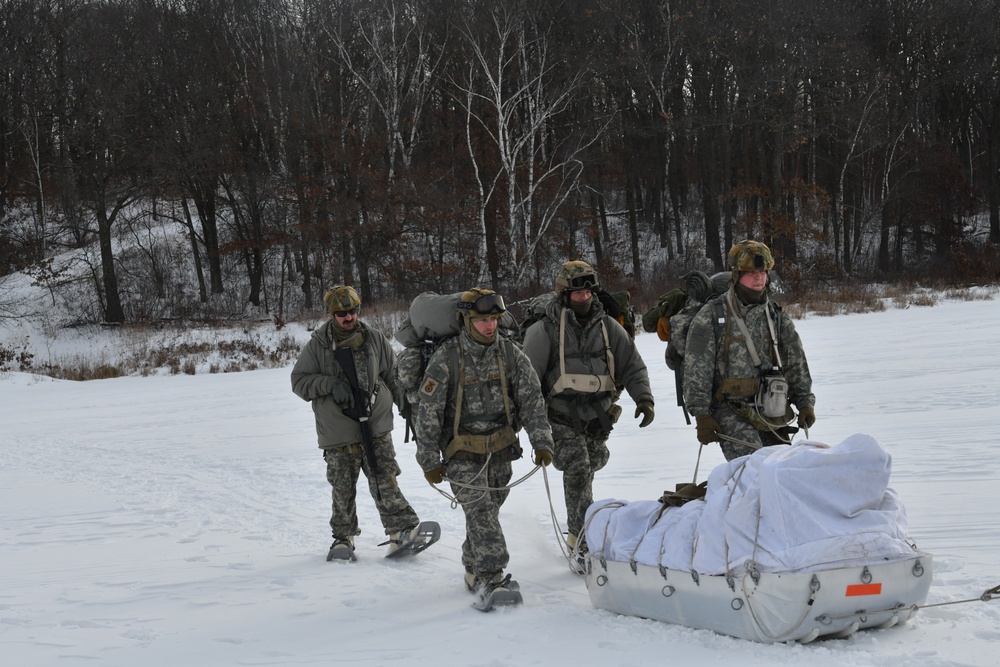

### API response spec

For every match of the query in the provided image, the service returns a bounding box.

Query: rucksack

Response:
[597,289,637,338]
[641,271,730,421]
[394,291,519,441]
[517,289,637,341]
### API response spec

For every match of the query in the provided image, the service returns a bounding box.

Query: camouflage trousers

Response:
[323,433,419,540]
[550,422,610,543]
[446,456,512,578]
[713,402,789,461]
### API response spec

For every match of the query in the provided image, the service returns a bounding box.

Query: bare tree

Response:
[453,2,605,289]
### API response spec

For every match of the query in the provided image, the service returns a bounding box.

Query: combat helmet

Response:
[555,260,600,293]
[727,240,774,273]
[323,285,361,315]
[457,287,506,319]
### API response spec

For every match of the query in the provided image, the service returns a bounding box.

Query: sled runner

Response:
[582,435,933,643]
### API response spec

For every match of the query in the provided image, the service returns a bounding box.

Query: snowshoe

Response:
[471,573,523,612]
[384,521,441,559]
[326,537,357,562]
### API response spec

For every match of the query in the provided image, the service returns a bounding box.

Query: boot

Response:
[327,536,356,562]
[567,532,588,574]
[386,525,427,556]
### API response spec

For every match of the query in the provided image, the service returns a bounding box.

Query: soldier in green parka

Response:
[522,261,654,562]
[291,285,424,562]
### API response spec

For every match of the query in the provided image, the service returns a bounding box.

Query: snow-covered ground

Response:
[4,293,1000,666]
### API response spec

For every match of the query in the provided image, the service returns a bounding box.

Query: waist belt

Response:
[548,408,610,437]
[443,425,518,461]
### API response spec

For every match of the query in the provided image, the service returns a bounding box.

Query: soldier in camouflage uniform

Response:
[414,288,554,595]
[522,261,654,557]
[683,240,817,461]
[291,285,423,561]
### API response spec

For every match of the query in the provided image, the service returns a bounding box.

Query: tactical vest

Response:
[441,336,521,461]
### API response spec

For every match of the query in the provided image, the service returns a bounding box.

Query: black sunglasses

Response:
[334,307,360,317]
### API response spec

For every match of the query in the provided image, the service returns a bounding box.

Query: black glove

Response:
[695,414,721,444]
[424,466,445,484]
[326,376,354,409]
[797,406,816,429]
[634,402,654,428]
[533,449,553,466]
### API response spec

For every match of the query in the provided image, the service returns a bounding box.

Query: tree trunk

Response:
[181,198,208,303]
[96,206,125,323]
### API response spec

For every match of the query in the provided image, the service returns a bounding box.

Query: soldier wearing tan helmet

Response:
[414,288,554,607]
[522,260,654,567]
[291,285,428,562]
[683,240,816,460]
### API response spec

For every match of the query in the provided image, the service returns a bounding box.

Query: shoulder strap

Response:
[724,289,782,372]
[450,337,513,441]
[549,307,616,395]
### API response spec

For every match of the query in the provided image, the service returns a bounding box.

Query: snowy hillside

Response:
[3,293,1000,666]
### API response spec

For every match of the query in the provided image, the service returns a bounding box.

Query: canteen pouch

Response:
[756,371,789,419]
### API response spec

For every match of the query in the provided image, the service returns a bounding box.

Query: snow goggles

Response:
[566,274,599,291]
[458,293,506,316]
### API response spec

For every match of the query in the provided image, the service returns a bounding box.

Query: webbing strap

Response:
[724,287,782,372]
[450,336,514,450]
[443,425,518,460]
[550,307,616,395]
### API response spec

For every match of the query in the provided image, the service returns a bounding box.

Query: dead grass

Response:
[10,322,306,381]
[782,281,997,319]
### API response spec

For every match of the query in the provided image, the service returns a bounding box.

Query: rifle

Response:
[675,365,691,425]
[334,348,382,501]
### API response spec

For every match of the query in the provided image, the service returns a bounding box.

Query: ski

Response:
[384,521,441,559]
[471,574,523,612]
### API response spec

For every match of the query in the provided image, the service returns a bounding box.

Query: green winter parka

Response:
[522,295,653,425]
[290,319,398,449]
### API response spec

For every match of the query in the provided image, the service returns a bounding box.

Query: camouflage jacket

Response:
[290,320,398,448]
[682,288,815,417]
[414,330,554,472]
[521,294,653,421]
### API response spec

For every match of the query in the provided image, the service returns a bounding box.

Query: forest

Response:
[1,0,999,324]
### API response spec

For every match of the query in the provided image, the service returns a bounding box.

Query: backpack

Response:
[641,271,730,421]
[597,289,637,338]
[517,289,637,341]
[394,291,519,441]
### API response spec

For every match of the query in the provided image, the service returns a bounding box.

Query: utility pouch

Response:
[608,403,623,425]
[756,371,789,419]
[716,377,758,400]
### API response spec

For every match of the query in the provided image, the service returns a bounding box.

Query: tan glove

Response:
[533,449,553,466]
[695,415,721,444]
[797,406,816,430]
[423,466,445,485]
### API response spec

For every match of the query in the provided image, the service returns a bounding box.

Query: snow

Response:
[4,294,1000,666]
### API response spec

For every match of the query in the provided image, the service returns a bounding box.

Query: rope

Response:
[430,459,588,575]
[429,453,542,508]
[815,583,1000,623]
[540,465,584,573]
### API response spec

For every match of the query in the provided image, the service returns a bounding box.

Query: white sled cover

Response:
[586,434,916,575]
[584,435,931,642]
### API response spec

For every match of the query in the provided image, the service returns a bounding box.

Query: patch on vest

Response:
[420,377,440,397]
